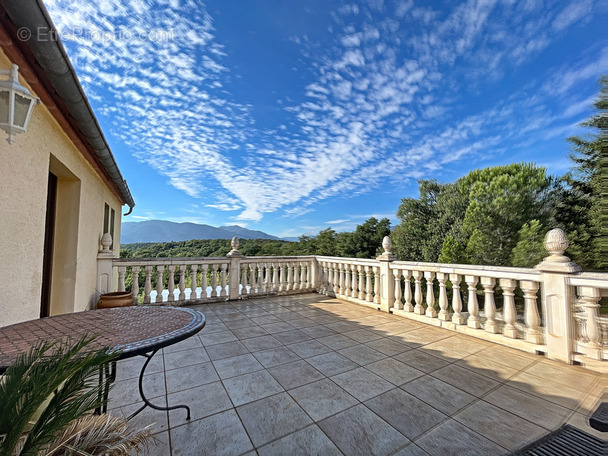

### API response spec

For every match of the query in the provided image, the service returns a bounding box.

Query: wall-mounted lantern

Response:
[0,64,40,144]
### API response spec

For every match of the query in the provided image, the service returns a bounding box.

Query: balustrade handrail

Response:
[568,271,608,288]
[315,256,379,267]
[390,260,541,281]
[113,257,228,266]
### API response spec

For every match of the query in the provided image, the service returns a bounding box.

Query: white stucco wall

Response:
[0,51,124,326]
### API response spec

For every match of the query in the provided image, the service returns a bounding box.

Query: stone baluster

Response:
[308,261,314,289]
[144,265,153,304]
[286,262,293,291]
[190,265,198,300]
[220,263,227,298]
[413,271,424,314]
[167,265,175,302]
[373,266,381,304]
[465,275,481,329]
[241,264,249,295]
[178,265,186,301]
[351,266,357,298]
[299,262,305,290]
[366,266,373,302]
[271,263,278,292]
[201,264,208,299]
[210,265,218,298]
[393,268,403,310]
[400,270,412,312]
[131,266,140,305]
[450,273,464,325]
[251,264,257,295]
[437,272,449,321]
[264,264,271,293]
[481,277,498,333]
[328,264,335,293]
[344,264,351,297]
[577,286,602,359]
[521,280,541,344]
[425,272,437,318]
[284,263,290,291]
[320,263,326,293]
[357,265,365,300]
[155,266,164,304]
[118,266,126,292]
[500,278,518,338]
[293,262,300,290]
[278,263,285,292]
[338,264,345,295]
[293,263,300,291]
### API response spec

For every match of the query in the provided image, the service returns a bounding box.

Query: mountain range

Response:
[120,220,291,244]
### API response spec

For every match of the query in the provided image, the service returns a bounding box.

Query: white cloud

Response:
[325,219,349,224]
[552,0,593,31]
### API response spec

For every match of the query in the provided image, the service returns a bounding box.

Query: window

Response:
[103,203,116,250]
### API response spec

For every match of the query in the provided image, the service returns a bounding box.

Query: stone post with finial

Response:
[227,237,243,300]
[535,228,581,363]
[96,233,115,304]
[377,236,397,313]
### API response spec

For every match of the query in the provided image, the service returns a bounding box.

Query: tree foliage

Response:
[555,76,607,269]
[392,163,553,266]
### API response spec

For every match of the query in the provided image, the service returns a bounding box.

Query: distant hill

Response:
[121,220,281,244]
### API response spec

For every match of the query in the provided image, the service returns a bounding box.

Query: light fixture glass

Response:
[0,64,40,144]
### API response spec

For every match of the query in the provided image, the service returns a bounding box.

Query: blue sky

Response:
[47,0,606,238]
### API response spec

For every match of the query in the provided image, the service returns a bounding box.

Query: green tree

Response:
[392,180,467,262]
[509,220,546,267]
[315,228,338,256]
[556,76,607,269]
[461,163,552,266]
[350,217,391,258]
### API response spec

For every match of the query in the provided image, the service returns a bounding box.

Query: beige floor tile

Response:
[365,388,447,439]
[416,419,508,456]
[456,353,520,381]
[170,409,254,456]
[523,359,600,392]
[319,404,410,456]
[289,378,359,421]
[257,425,342,456]
[509,371,584,410]
[395,349,451,373]
[237,392,313,447]
[401,374,476,415]
[453,400,547,451]
[484,385,572,430]
[432,364,500,397]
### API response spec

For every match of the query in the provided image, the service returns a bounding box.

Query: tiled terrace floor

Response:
[109,294,607,456]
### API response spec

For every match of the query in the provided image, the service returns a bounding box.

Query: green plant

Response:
[0,335,151,456]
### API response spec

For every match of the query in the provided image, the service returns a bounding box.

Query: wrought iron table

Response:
[0,306,206,419]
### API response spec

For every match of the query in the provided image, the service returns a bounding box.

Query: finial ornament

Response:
[100,233,112,253]
[544,229,569,260]
[382,236,392,253]
[535,228,580,272]
[377,235,396,261]
[227,236,242,257]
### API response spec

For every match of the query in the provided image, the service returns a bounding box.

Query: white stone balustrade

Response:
[102,229,607,369]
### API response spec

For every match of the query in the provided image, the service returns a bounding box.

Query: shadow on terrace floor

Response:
[107,293,606,456]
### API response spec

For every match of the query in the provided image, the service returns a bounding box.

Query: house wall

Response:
[0,51,123,326]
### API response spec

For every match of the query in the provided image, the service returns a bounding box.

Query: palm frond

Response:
[45,414,154,456]
[0,335,118,456]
